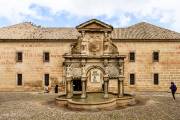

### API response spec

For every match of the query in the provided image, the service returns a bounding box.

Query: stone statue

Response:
[66,64,72,77]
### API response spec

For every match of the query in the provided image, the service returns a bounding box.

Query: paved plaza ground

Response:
[0,92,179,120]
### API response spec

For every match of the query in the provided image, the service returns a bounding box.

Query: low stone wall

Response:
[55,93,136,111]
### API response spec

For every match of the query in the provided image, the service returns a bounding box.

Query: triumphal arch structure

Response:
[63,19,125,98]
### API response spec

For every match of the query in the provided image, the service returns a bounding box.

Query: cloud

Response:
[0,0,180,31]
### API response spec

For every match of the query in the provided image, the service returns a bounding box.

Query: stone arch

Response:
[85,65,105,92]
[85,65,105,76]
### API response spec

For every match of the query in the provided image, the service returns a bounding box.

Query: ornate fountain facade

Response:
[63,19,125,99]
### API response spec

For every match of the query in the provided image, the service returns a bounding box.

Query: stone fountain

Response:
[56,19,136,110]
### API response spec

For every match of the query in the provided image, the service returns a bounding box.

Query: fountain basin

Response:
[56,92,136,110]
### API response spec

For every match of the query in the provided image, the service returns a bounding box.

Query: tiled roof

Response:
[112,22,180,39]
[0,22,180,40]
[0,22,79,39]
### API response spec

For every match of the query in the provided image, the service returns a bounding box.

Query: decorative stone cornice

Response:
[112,39,180,42]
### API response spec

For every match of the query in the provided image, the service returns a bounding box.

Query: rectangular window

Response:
[130,74,135,85]
[17,74,22,86]
[16,52,23,62]
[153,51,159,62]
[129,52,135,62]
[44,74,49,86]
[43,52,50,62]
[154,73,159,85]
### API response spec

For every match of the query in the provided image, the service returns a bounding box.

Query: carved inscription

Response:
[90,69,101,83]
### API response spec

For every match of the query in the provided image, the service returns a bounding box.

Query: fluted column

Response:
[104,76,109,98]
[81,77,87,98]
[118,76,124,97]
[66,77,73,98]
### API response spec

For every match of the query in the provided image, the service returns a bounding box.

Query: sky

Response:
[0,0,180,32]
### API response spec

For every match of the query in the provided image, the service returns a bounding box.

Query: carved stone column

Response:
[81,59,86,98]
[118,76,124,97]
[66,77,73,98]
[104,76,109,98]
[62,65,66,93]
[65,61,72,98]
[81,77,87,98]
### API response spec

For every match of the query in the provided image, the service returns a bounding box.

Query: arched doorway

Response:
[86,66,104,92]
[73,79,82,91]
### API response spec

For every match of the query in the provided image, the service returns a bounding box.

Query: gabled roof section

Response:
[0,22,79,40]
[112,22,180,39]
[76,19,113,32]
[0,20,180,40]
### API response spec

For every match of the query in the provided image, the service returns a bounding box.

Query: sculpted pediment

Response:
[76,19,113,32]
[65,19,119,56]
[83,23,107,29]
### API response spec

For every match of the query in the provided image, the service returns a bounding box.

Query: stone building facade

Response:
[0,19,180,93]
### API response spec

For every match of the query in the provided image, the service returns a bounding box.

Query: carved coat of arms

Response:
[89,41,101,52]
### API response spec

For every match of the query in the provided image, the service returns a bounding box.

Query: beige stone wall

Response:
[0,41,71,91]
[114,41,180,93]
[0,40,180,93]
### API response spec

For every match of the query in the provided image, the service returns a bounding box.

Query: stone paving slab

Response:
[0,92,180,120]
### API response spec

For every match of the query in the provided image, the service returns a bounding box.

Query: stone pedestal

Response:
[118,76,124,97]
[66,77,73,98]
[104,76,109,98]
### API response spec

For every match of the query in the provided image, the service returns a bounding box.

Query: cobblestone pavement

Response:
[0,92,180,120]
